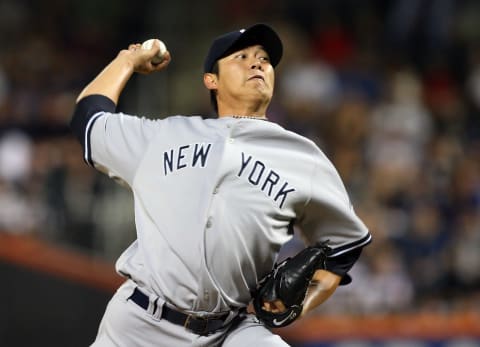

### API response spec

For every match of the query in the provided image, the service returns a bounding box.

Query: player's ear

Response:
[203,73,218,91]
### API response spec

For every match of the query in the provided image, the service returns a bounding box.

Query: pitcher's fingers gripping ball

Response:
[252,243,331,328]
[142,39,167,65]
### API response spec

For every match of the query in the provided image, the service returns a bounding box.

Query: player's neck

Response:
[217,103,268,120]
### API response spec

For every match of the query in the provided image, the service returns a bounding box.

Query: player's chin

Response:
[248,85,273,98]
[242,86,273,105]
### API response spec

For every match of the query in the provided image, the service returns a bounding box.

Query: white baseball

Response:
[141,39,167,64]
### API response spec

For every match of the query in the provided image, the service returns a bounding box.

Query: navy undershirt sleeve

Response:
[70,94,116,150]
[325,247,363,285]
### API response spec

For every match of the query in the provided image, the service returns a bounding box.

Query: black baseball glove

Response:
[252,243,331,328]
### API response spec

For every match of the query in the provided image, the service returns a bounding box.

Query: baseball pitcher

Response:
[71,23,372,347]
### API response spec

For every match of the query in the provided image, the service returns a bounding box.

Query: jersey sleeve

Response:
[70,94,160,186]
[298,148,372,284]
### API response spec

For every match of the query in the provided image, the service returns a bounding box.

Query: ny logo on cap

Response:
[240,29,245,33]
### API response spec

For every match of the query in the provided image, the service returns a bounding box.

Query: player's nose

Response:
[250,60,263,70]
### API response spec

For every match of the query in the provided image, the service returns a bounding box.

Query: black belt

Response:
[128,287,229,336]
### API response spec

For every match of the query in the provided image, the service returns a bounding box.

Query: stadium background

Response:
[0,0,479,346]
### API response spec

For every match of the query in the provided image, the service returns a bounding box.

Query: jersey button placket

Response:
[206,217,213,228]
[226,122,235,144]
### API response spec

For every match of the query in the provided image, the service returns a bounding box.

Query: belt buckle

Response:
[183,314,192,329]
[184,314,210,335]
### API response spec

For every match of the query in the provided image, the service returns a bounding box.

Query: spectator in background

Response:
[397,201,450,307]
[450,208,480,299]
[279,59,341,141]
[366,68,433,207]
[0,130,44,233]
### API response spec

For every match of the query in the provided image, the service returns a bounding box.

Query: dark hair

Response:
[209,61,219,114]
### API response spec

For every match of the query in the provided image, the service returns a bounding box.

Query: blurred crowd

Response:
[0,0,479,316]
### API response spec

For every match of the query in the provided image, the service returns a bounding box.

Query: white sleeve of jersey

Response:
[88,112,160,186]
[298,148,371,257]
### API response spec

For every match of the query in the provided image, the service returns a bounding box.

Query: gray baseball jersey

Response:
[72,95,371,315]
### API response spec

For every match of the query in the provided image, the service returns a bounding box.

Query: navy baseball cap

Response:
[204,23,283,73]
